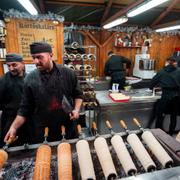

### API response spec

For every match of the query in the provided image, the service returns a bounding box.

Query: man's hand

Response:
[4,127,17,143]
[70,109,80,120]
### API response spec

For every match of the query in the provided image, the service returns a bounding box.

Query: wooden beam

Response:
[102,32,116,47]
[101,0,113,24]
[151,0,180,27]
[57,6,74,14]
[45,0,105,7]
[101,0,146,26]
[45,1,180,13]
[37,0,46,13]
[153,20,180,29]
[76,8,103,21]
[85,31,101,47]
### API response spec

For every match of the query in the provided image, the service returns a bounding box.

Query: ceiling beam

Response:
[101,0,113,24]
[57,6,74,14]
[45,0,125,8]
[101,0,146,26]
[45,1,105,7]
[37,0,45,13]
[153,20,180,29]
[76,8,103,21]
[45,1,180,12]
[151,0,180,27]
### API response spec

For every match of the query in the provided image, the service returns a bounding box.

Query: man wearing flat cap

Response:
[0,53,28,147]
[5,42,83,144]
[149,56,180,135]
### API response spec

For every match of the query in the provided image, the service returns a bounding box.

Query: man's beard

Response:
[10,70,20,76]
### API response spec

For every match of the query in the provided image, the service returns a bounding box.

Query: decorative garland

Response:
[65,24,180,35]
[0,9,179,35]
[0,9,64,22]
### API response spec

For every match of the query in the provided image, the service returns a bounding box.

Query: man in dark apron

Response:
[0,53,27,147]
[4,42,83,144]
[104,51,131,90]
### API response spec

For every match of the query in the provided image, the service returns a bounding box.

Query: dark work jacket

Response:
[104,55,131,88]
[18,63,83,143]
[0,72,27,147]
[149,65,180,101]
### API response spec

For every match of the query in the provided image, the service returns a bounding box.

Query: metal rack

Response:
[63,44,98,132]
[2,129,180,180]
[63,45,97,83]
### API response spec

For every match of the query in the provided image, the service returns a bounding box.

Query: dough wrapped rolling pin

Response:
[81,54,88,61]
[57,126,72,180]
[92,122,117,180]
[76,53,82,61]
[68,54,76,61]
[105,121,137,176]
[76,124,96,180]
[133,118,173,168]
[120,120,156,172]
[88,54,96,61]
[33,127,51,180]
[0,136,17,169]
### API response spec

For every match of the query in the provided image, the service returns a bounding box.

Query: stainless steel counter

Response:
[95,89,160,106]
[95,89,180,134]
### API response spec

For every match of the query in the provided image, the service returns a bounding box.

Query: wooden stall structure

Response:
[76,30,180,77]
[0,18,64,75]
[1,20,180,77]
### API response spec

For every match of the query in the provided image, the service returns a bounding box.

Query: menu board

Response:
[17,20,58,60]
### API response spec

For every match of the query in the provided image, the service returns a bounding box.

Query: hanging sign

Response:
[16,19,58,60]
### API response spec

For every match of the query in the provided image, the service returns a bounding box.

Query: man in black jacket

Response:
[149,56,180,135]
[0,53,27,147]
[4,42,83,144]
[104,51,131,90]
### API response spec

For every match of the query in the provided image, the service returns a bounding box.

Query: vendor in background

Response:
[148,56,180,135]
[0,53,28,147]
[5,42,83,144]
[104,51,131,90]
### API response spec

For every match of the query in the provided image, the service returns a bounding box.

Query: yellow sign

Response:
[17,20,57,60]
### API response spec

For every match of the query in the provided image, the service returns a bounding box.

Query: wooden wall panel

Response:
[82,30,180,76]
[1,23,179,77]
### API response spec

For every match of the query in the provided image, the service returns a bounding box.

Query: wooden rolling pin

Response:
[58,142,72,180]
[93,122,117,180]
[33,127,51,180]
[33,144,51,180]
[76,124,95,179]
[0,149,8,169]
[76,140,96,180]
[120,120,156,172]
[105,121,137,176]
[0,136,17,169]
[133,118,173,168]
[57,126,72,180]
